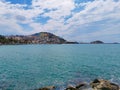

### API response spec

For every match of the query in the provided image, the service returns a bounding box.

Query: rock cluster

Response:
[37,79,120,90]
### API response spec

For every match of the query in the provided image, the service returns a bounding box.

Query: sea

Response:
[0,44,120,90]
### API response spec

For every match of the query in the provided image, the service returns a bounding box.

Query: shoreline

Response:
[0,43,120,46]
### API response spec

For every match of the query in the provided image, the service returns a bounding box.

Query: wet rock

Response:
[76,82,88,89]
[65,86,77,90]
[92,79,100,83]
[66,82,91,90]
[110,83,120,90]
[90,79,120,90]
[37,86,55,90]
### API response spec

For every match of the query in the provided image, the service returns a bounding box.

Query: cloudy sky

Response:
[0,0,120,42]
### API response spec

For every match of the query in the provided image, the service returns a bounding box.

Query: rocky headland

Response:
[37,79,120,90]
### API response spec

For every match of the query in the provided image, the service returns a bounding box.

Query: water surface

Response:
[0,44,120,89]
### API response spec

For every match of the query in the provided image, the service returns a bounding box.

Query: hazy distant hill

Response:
[90,40,104,44]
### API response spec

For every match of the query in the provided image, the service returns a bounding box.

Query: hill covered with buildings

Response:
[0,32,78,45]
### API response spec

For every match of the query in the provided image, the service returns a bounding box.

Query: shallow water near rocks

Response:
[0,44,120,90]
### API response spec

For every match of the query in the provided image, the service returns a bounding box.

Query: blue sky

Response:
[0,0,120,42]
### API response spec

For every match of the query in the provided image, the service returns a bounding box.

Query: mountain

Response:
[0,32,78,44]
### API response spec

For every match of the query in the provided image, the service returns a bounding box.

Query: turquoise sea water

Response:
[0,44,120,90]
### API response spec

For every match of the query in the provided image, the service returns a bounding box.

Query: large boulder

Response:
[90,79,119,90]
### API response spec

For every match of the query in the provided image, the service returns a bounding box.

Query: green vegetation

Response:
[0,35,18,44]
[0,35,8,44]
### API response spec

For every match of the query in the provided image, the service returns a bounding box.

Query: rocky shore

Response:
[37,79,120,90]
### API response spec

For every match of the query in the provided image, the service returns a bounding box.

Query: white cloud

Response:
[0,0,75,34]
[67,0,120,26]
[38,0,75,19]
[0,0,120,42]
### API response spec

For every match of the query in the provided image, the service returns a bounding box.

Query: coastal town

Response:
[0,32,68,45]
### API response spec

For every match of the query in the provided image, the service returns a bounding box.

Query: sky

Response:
[0,0,120,42]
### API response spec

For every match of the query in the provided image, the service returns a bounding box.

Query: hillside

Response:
[30,32,66,44]
[0,32,76,44]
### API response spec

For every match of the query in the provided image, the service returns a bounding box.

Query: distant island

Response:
[0,32,78,45]
[0,32,119,45]
[90,40,104,44]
